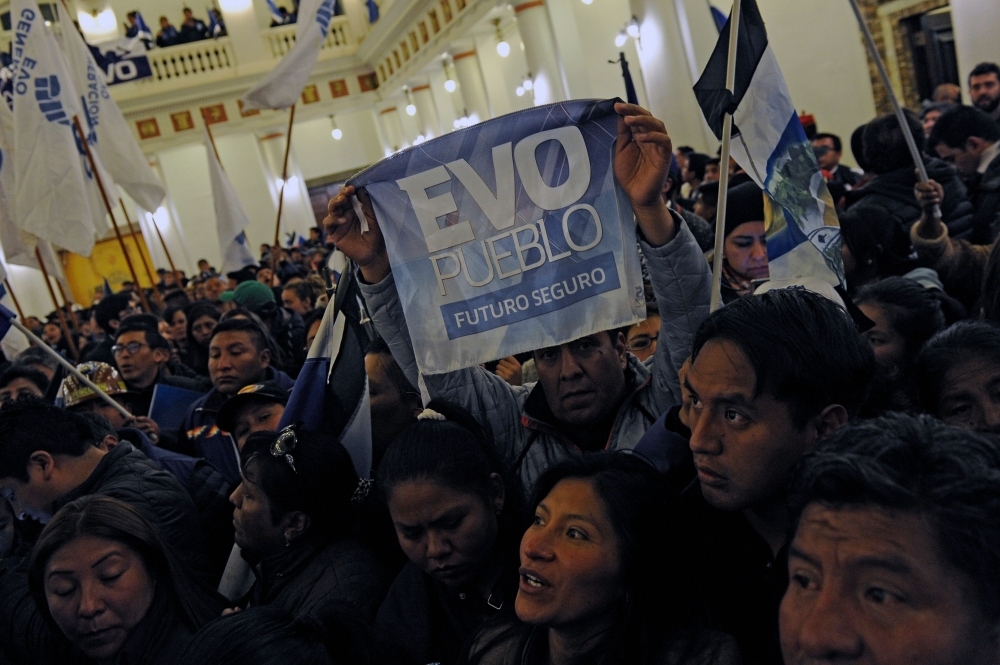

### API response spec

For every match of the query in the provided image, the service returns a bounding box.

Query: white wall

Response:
[951,0,1000,94]
[565,0,649,106]
[292,110,385,180]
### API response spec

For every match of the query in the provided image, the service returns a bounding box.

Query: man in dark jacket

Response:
[180,318,294,484]
[928,105,1000,244]
[178,7,210,42]
[843,111,976,239]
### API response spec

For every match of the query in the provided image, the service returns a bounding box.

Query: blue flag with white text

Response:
[350,99,646,375]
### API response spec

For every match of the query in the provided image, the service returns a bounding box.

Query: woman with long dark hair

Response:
[376,402,525,665]
[27,495,223,665]
[465,453,739,665]
[182,302,221,377]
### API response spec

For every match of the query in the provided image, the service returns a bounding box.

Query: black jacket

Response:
[842,157,976,239]
[965,150,1000,244]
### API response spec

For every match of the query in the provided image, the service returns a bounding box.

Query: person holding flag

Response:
[124,10,153,48]
[207,8,226,38]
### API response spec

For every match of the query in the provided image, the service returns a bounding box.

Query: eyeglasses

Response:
[271,425,299,474]
[111,341,150,356]
[627,334,658,352]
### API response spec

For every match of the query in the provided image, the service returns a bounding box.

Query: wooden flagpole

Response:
[272,104,297,272]
[846,0,941,222]
[3,279,25,320]
[35,247,81,334]
[148,209,179,276]
[119,198,165,308]
[709,0,743,312]
[36,247,80,361]
[71,116,151,313]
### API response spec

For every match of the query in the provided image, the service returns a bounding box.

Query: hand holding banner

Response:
[349,99,646,375]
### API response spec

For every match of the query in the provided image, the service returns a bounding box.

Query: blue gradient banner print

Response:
[351,99,645,375]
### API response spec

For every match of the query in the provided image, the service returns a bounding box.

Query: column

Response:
[412,83,442,138]
[218,0,271,69]
[452,49,492,123]
[513,0,565,104]
[257,128,315,240]
[378,106,405,153]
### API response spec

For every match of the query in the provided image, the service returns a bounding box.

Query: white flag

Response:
[240,0,338,110]
[205,131,256,274]
[9,0,98,256]
[59,23,166,213]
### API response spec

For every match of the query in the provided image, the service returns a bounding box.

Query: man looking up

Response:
[180,318,294,484]
[681,289,876,664]
[324,103,712,489]
[780,413,1000,665]
[968,62,1000,124]
[928,105,1000,244]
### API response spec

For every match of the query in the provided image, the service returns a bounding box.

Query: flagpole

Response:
[71,116,151,313]
[148,208,180,277]
[709,0,742,312]
[846,0,941,222]
[119,198,165,308]
[6,315,132,418]
[35,247,80,361]
[54,280,83,333]
[272,104,297,272]
[3,279,26,320]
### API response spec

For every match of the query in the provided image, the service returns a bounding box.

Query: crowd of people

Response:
[0,62,999,665]
[123,7,227,49]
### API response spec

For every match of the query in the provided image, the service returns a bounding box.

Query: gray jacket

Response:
[359,219,712,489]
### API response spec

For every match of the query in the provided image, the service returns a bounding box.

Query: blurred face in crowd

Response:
[305,318,322,352]
[190,315,218,348]
[0,499,14,557]
[780,504,1000,665]
[858,303,907,370]
[685,339,820,511]
[204,278,226,302]
[230,400,285,449]
[159,16,169,28]
[43,535,155,663]
[516,479,623,633]
[281,288,311,316]
[626,315,660,363]
[198,260,210,272]
[257,268,273,286]
[533,333,628,427]
[114,331,168,389]
[932,138,990,178]
[167,310,187,342]
[812,137,841,171]
[231,461,293,557]
[24,317,43,334]
[387,477,503,589]
[693,194,716,223]
[209,331,270,395]
[922,110,943,138]
[705,162,721,182]
[970,73,1000,114]
[935,355,1000,435]
[42,323,62,346]
[365,352,421,462]
[725,221,769,282]
[0,378,44,404]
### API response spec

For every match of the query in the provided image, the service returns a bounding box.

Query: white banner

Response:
[205,131,256,274]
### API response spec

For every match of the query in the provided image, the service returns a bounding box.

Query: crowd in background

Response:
[0,63,998,665]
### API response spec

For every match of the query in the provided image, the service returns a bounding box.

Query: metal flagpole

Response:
[71,116,151,313]
[709,0,743,312]
[846,0,941,222]
[272,104,297,272]
[35,247,80,361]
[6,315,131,418]
[119,198,165,308]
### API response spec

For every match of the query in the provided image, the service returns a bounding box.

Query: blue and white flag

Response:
[365,0,379,24]
[266,0,287,24]
[241,0,337,110]
[133,11,153,41]
[279,268,372,478]
[694,0,844,288]
[204,130,256,274]
[207,9,223,38]
[9,0,99,256]
[85,37,153,86]
[60,23,166,213]
[351,99,646,375]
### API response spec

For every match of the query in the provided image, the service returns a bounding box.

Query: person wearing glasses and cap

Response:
[228,427,389,622]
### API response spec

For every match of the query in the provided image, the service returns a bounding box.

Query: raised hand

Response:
[323,185,391,283]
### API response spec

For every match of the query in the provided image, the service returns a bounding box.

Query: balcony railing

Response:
[263,17,355,60]
[145,37,237,83]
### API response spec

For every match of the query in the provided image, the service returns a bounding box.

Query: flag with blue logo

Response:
[204,130,256,273]
[266,0,287,24]
[241,0,337,110]
[279,268,372,478]
[60,22,166,213]
[9,0,100,256]
[694,0,844,288]
[351,99,646,375]
[365,0,379,24]
[207,9,223,38]
[134,11,153,41]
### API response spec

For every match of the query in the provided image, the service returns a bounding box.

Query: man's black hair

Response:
[969,62,1000,82]
[115,316,171,351]
[0,366,49,394]
[94,293,135,334]
[915,321,1000,416]
[695,180,720,208]
[789,412,1000,623]
[676,146,695,156]
[813,132,842,153]
[209,317,268,352]
[928,105,1000,149]
[0,401,97,481]
[686,153,709,181]
[863,111,925,174]
[706,156,721,167]
[15,347,60,373]
[74,411,118,443]
[691,289,876,427]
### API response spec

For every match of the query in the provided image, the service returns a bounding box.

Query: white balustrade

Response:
[262,17,356,60]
